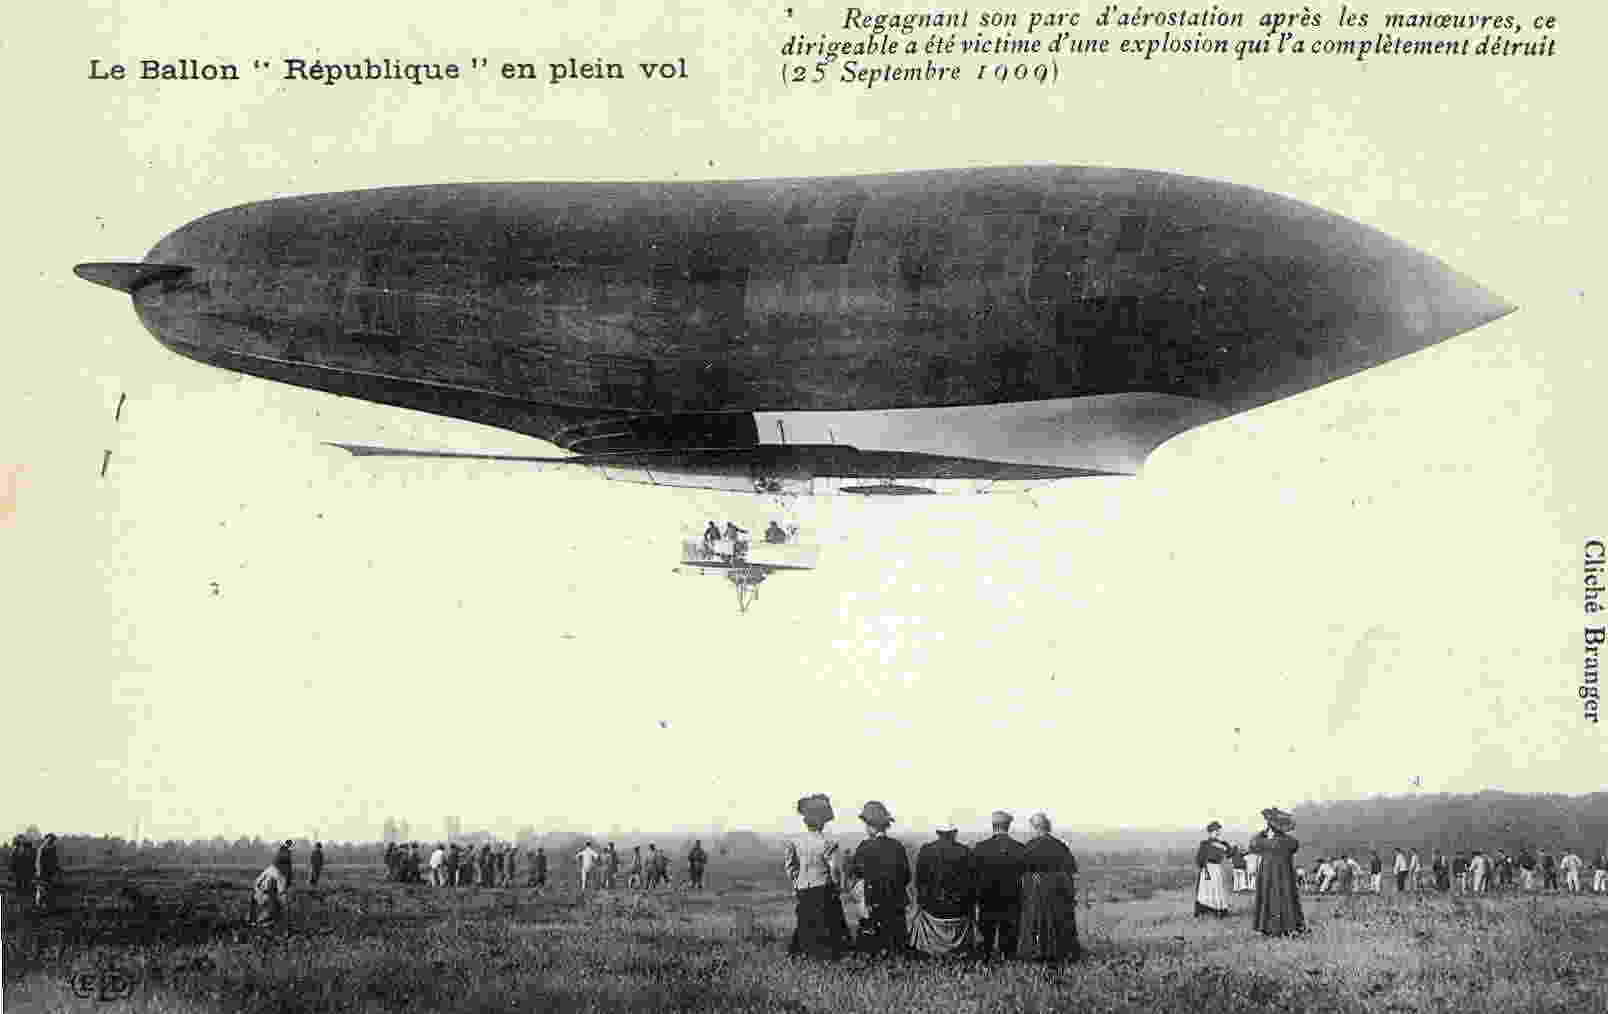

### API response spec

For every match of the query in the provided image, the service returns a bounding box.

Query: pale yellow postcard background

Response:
[3,1,1600,843]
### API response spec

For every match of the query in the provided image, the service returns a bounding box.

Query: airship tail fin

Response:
[73,262,192,294]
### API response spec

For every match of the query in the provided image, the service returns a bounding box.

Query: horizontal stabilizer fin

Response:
[325,443,577,464]
[73,262,193,294]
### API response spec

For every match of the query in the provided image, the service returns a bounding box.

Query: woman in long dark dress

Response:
[784,793,850,959]
[1249,807,1305,936]
[1017,813,1081,962]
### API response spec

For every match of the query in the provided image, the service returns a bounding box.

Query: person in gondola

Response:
[848,800,910,957]
[784,793,850,960]
[1194,821,1232,917]
[1017,813,1081,963]
[1249,807,1305,936]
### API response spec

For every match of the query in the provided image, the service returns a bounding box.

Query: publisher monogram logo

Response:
[69,967,136,1002]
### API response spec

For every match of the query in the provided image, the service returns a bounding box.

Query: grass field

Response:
[4,862,1606,1013]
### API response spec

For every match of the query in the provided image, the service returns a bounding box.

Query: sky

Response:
[3,1,1601,844]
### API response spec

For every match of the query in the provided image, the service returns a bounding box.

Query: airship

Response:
[75,166,1513,496]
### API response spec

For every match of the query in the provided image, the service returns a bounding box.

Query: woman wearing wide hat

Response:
[1194,821,1232,917]
[1249,807,1305,936]
[783,793,850,959]
[847,800,912,956]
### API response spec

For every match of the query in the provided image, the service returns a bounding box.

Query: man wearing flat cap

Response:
[848,800,910,956]
[971,811,1026,959]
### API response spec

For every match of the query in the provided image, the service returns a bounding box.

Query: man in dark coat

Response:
[688,840,709,890]
[971,811,1026,959]
[309,842,325,886]
[9,836,36,900]
[532,847,549,890]
[911,824,975,957]
[275,840,295,886]
[1542,850,1558,890]
[848,801,910,956]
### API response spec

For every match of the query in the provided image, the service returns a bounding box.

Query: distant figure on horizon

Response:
[1431,850,1450,892]
[310,842,325,886]
[1369,851,1382,893]
[603,843,619,889]
[1408,849,1422,892]
[628,846,643,889]
[971,810,1026,961]
[1542,849,1558,891]
[575,841,601,893]
[505,844,521,887]
[785,793,850,960]
[688,839,708,890]
[1193,822,1231,918]
[1560,849,1583,893]
[33,834,61,910]
[1242,846,1260,893]
[275,840,295,886]
[1470,850,1488,893]
[428,844,446,886]
[9,835,36,901]
[1250,808,1304,937]
[1593,849,1607,894]
[1518,848,1537,890]
[532,847,548,891]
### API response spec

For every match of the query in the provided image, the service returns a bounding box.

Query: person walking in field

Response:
[655,845,671,889]
[309,842,325,886]
[1518,848,1537,890]
[506,844,521,887]
[1250,808,1304,937]
[1560,850,1583,893]
[1593,849,1608,894]
[1469,850,1488,893]
[1541,850,1558,891]
[688,839,708,890]
[971,810,1026,960]
[1408,849,1422,891]
[785,793,851,960]
[628,846,643,889]
[1431,850,1449,891]
[1368,852,1382,893]
[251,852,292,932]
[603,844,619,889]
[1193,822,1232,918]
[847,800,910,957]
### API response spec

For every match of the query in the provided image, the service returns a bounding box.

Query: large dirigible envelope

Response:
[75,166,1515,496]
